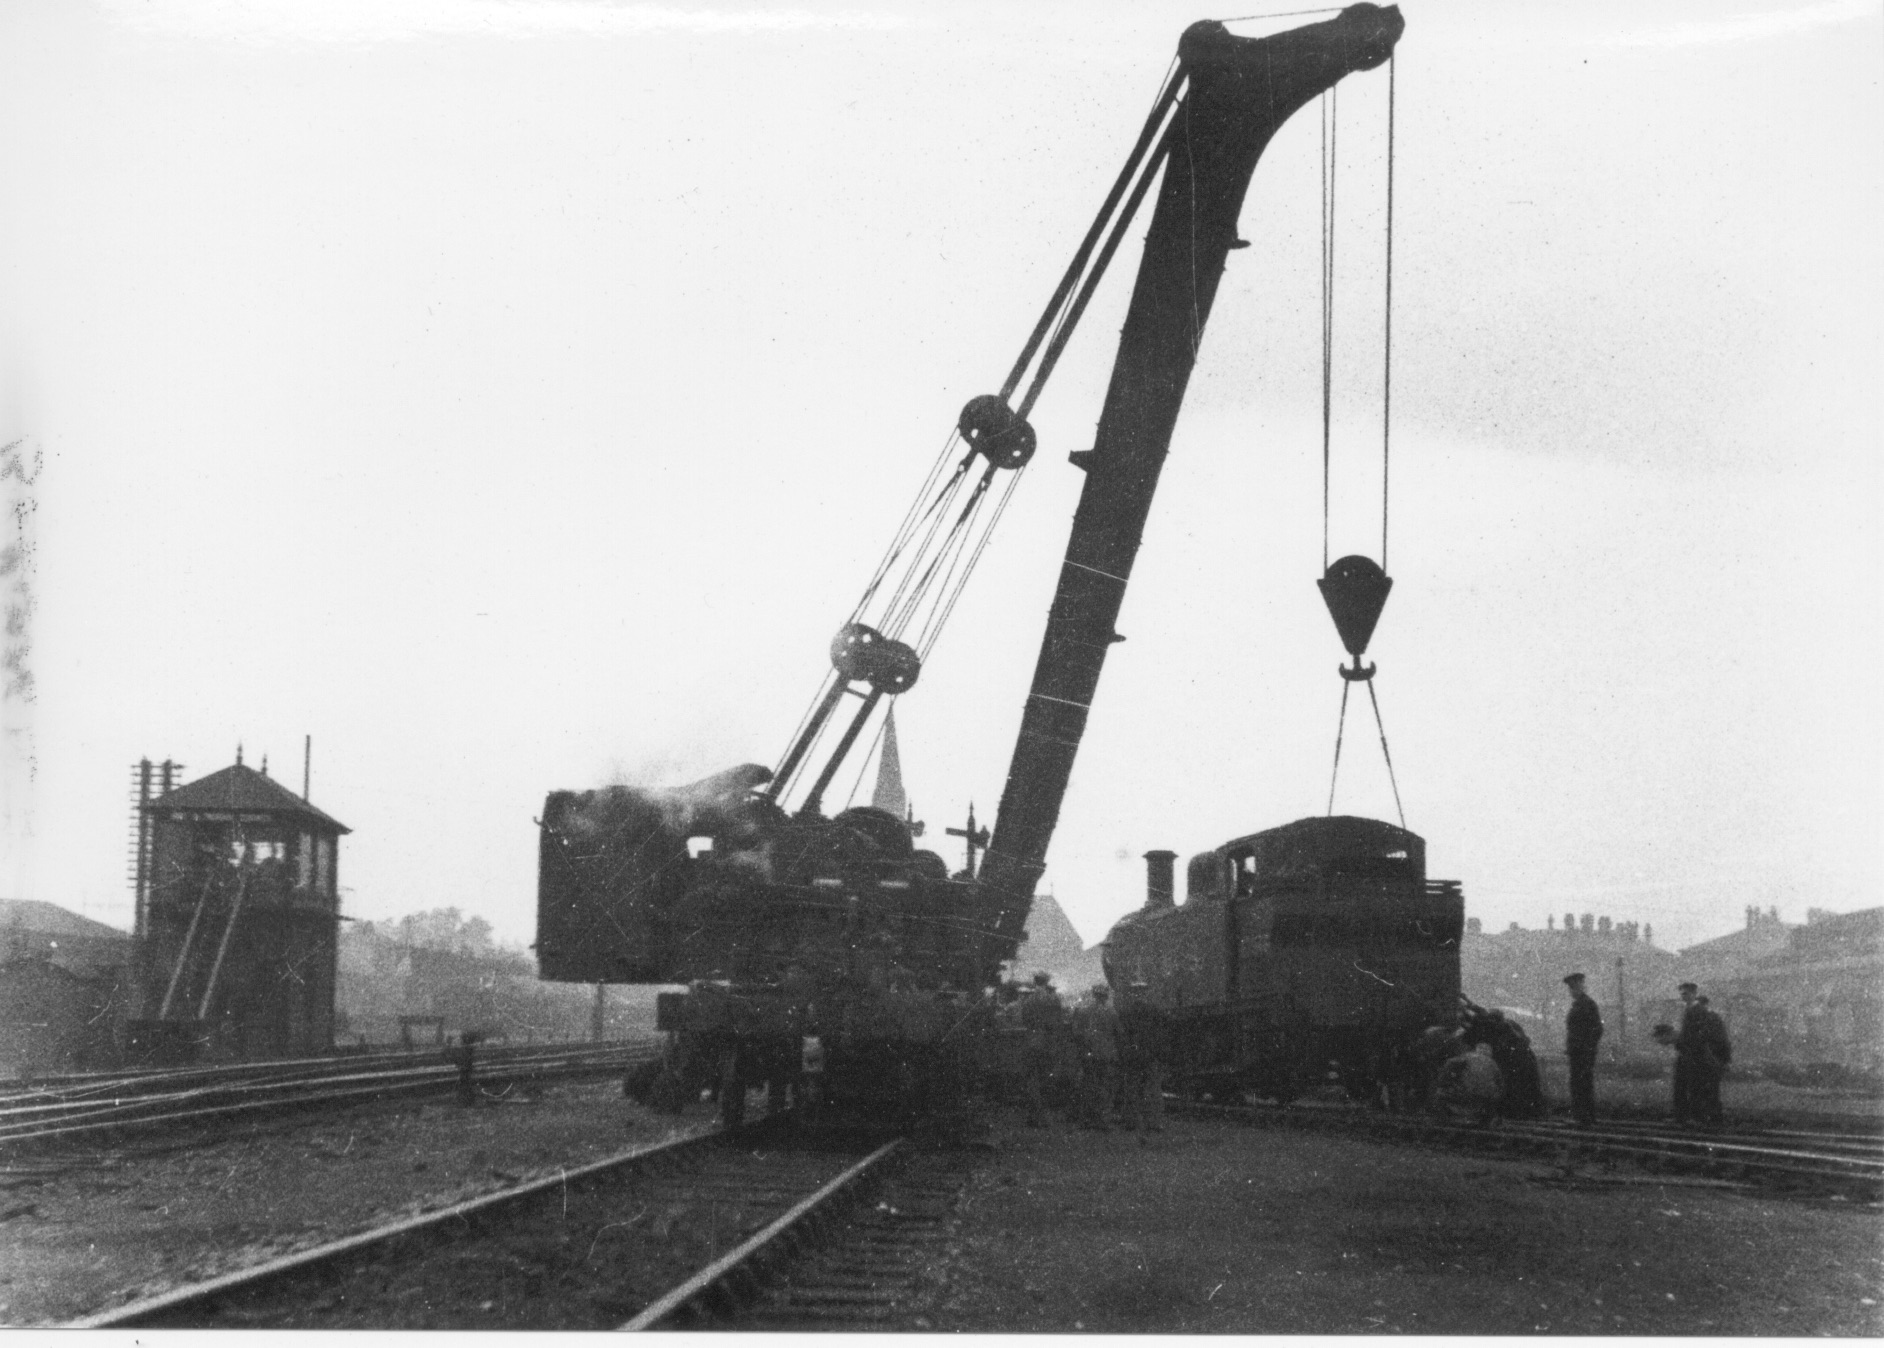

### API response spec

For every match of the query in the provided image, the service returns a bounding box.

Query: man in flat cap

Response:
[1562,972,1603,1126]
[1668,981,1707,1126]
[1677,990,1732,1128]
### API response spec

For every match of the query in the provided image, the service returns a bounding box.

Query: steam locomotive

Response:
[1103,815,1463,1104]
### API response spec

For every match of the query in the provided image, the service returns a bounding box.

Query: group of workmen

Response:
[1557,972,1734,1128]
[1419,973,1734,1128]
[1006,970,1734,1132]
[1007,971,1166,1133]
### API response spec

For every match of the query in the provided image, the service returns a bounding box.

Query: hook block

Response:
[1318,554,1393,658]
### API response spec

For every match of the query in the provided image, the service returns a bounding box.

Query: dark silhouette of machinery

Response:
[535,6,1408,1122]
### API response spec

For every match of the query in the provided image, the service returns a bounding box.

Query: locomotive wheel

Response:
[648,1068,689,1114]
[622,1059,662,1103]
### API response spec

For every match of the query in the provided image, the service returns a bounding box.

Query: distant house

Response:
[0,899,134,1076]
[1459,912,1676,1055]
[1676,906,1796,986]
[1689,907,1882,1072]
[1,899,133,976]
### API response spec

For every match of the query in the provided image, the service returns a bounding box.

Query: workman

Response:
[1071,983,1122,1131]
[1018,972,1066,1127]
[450,1029,483,1106]
[1667,982,1704,1125]
[1673,988,1731,1129]
[1116,981,1167,1134]
[1433,1032,1503,1125]
[1460,999,1546,1120]
[1562,972,1603,1126]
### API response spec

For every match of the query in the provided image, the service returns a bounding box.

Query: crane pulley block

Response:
[957,394,1037,470]
[1318,554,1393,662]
[830,622,921,694]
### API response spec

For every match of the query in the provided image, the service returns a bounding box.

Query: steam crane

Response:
[535,6,1404,1121]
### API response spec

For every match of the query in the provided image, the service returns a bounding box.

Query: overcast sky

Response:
[2,0,1878,960]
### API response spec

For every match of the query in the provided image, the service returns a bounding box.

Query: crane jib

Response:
[977,5,1405,962]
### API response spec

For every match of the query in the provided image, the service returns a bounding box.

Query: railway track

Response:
[0,1041,658,1152]
[65,1114,959,1331]
[1172,1097,1884,1198]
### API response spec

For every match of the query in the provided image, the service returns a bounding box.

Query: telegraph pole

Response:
[1615,955,1628,1053]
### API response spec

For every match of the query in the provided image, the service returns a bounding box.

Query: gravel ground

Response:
[0,1079,693,1326]
[935,1108,1884,1335]
[6,1066,1879,1332]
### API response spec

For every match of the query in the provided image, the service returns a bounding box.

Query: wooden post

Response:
[1615,955,1628,1053]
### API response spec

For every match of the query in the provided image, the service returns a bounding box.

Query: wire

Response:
[780,49,1188,803]
[1325,678,1350,816]
[1187,95,1201,359]
[1018,103,1181,422]
[1380,53,1396,571]
[851,434,971,625]
[1365,677,1406,828]
[1218,7,1342,20]
[920,463,1028,661]
[1319,87,1337,574]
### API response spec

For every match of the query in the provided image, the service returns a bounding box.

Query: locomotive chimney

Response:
[1144,850,1177,910]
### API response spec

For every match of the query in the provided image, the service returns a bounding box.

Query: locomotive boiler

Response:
[1104,816,1463,1104]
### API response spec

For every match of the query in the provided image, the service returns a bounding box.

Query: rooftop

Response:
[0,898,131,944]
[149,762,350,834]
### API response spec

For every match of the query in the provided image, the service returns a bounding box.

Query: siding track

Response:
[1172,1098,1884,1198]
[67,1115,937,1330]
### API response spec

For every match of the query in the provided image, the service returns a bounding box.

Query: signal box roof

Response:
[148,763,350,834]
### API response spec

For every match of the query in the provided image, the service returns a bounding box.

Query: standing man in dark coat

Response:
[1562,972,1603,1126]
[1684,994,1732,1127]
[1667,981,1708,1125]
[1018,972,1067,1128]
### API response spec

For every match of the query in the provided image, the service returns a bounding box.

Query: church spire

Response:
[871,705,907,818]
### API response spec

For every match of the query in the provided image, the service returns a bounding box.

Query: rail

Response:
[620,1138,904,1329]
[65,1116,906,1331]
[2,1041,655,1151]
[1170,1098,1884,1198]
